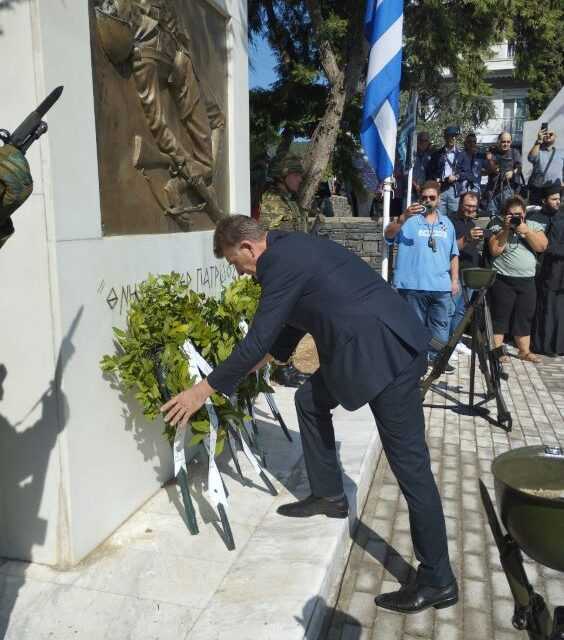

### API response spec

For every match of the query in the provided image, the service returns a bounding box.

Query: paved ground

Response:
[327,347,564,640]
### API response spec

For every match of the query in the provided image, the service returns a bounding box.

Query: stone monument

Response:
[0,0,249,566]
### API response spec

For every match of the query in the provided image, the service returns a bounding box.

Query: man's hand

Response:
[451,279,460,296]
[401,203,424,221]
[504,170,514,180]
[469,227,483,241]
[249,354,273,374]
[447,175,457,183]
[161,379,213,429]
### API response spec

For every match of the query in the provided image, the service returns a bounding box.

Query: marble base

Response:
[0,386,382,640]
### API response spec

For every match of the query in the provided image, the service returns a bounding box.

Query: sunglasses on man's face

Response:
[421,195,437,201]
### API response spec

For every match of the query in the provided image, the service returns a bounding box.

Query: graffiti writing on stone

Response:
[97,264,236,314]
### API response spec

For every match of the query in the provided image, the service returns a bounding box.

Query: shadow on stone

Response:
[297,595,363,640]
[0,306,83,639]
[354,520,415,585]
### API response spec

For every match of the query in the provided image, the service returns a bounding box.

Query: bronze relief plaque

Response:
[90,0,229,235]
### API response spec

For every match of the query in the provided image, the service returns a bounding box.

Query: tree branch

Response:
[303,0,342,84]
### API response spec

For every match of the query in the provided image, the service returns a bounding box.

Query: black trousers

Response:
[294,353,455,587]
[489,274,536,336]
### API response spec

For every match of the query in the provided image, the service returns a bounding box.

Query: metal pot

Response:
[461,267,497,290]
[493,445,564,572]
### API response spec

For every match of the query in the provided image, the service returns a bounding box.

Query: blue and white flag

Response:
[361,0,404,181]
[397,91,418,172]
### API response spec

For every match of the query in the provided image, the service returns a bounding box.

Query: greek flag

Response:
[361,0,404,181]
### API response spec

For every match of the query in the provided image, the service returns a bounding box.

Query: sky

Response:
[249,35,278,89]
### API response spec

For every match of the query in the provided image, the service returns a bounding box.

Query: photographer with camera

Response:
[428,126,463,215]
[484,132,523,216]
[385,181,459,372]
[527,125,564,205]
[487,195,548,363]
[457,133,487,198]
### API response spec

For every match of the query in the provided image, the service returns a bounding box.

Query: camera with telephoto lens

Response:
[510,215,522,228]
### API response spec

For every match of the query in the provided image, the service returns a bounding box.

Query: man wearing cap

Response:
[428,126,463,215]
[259,154,309,233]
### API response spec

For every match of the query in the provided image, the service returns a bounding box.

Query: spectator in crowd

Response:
[484,132,522,215]
[385,180,459,372]
[487,196,548,363]
[412,131,432,197]
[429,126,463,215]
[448,191,484,357]
[532,182,564,355]
[527,127,564,205]
[457,133,486,197]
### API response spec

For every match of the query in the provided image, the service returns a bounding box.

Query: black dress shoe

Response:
[374,580,458,614]
[276,494,349,519]
[271,364,310,388]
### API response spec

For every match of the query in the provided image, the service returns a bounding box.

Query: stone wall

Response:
[312,216,384,273]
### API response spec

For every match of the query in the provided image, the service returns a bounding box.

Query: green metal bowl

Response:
[461,268,497,290]
[493,446,564,572]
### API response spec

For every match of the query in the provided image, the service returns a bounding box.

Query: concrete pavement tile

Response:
[404,606,434,637]
[463,578,489,610]
[371,609,405,640]
[435,620,461,640]
[492,598,518,631]
[545,579,564,609]
[462,554,487,581]
[463,607,493,640]
[347,591,378,627]
[491,571,513,600]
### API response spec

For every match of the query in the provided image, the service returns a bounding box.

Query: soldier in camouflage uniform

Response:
[0,144,33,250]
[259,154,310,233]
[260,153,311,387]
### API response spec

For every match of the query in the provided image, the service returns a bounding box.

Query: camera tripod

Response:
[420,270,513,431]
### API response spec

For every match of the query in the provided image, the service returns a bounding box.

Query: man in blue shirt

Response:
[385,180,460,370]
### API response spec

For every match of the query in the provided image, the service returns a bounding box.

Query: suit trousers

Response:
[294,353,455,587]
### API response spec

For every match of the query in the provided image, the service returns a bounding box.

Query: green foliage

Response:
[250,0,563,202]
[511,0,564,118]
[100,274,271,451]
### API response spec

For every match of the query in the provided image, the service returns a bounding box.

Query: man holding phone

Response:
[385,181,459,371]
[528,124,564,204]
[448,192,484,355]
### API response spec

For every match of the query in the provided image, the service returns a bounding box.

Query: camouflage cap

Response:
[269,154,305,179]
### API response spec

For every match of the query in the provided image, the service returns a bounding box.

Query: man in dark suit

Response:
[161,215,457,613]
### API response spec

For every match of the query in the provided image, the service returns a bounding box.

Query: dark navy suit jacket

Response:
[207,231,431,411]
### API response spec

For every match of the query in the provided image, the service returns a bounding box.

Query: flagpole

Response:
[406,167,413,206]
[381,177,393,281]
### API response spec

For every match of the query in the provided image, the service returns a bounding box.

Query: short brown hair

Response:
[213,215,267,258]
[458,191,479,209]
[501,195,526,216]
[420,180,440,195]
